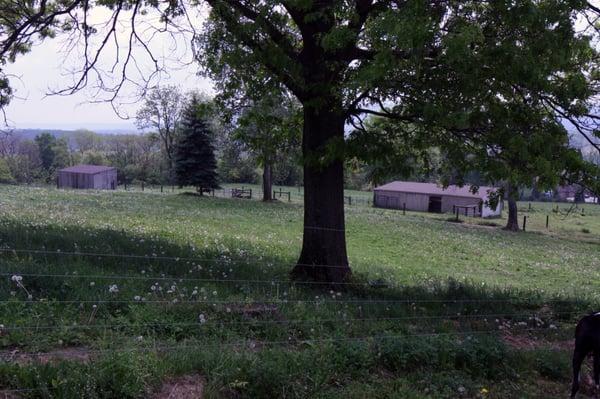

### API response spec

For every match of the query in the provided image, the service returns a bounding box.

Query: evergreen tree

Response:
[174,98,219,194]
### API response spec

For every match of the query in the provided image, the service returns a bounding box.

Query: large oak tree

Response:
[1,0,600,282]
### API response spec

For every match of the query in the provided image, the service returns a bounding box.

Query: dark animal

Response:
[572,313,600,398]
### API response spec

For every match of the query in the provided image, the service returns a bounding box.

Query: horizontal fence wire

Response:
[0,272,370,287]
[0,248,596,303]
[0,326,565,358]
[0,297,589,305]
[2,248,599,283]
[115,185,374,207]
[0,248,356,270]
[0,311,579,331]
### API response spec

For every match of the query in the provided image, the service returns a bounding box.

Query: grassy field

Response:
[0,184,599,398]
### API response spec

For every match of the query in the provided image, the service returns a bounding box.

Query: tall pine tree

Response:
[174,97,219,194]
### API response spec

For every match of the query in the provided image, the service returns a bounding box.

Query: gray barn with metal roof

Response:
[373,181,502,218]
[57,165,117,190]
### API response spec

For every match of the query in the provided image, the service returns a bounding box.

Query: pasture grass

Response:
[0,184,598,398]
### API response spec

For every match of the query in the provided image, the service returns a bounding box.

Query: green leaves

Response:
[233,93,301,166]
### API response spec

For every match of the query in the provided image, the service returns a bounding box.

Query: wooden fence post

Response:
[403,203,406,215]
[160,185,163,193]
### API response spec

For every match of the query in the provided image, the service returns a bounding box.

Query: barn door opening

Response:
[428,196,442,213]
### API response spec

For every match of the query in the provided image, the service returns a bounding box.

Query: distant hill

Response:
[11,128,140,141]
[12,129,76,141]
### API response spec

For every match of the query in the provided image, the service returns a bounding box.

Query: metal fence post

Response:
[523,216,527,231]
[546,215,549,229]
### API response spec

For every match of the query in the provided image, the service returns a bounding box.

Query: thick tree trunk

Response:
[262,163,273,202]
[504,184,519,231]
[291,103,350,283]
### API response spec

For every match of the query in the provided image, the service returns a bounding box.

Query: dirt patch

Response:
[502,333,573,351]
[0,347,91,365]
[230,303,282,320]
[152,374,204,399]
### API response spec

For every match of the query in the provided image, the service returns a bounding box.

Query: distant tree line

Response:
[0,87,303,190]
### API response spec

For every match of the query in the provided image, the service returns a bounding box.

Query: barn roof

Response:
[374,181,497,200]
[59,164,116,175]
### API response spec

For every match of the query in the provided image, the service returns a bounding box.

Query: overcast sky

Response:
[3,8,212,132]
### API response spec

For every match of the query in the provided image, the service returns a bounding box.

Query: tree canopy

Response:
[1,0,600,282]
[233,92,301,200]
[135,86,186,182]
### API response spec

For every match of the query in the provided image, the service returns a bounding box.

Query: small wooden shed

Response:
[57,165,117,190]
[373,181,502,218]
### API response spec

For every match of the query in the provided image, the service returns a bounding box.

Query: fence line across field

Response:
[0,270,595,289]
[0,311,580,332]
[0,247,359,270]
[0,326,565,359]
[117,184,375,206]
[0,296,591,305]
[4,248,600,282]
[0,272,372,286]
[1,249,598,289]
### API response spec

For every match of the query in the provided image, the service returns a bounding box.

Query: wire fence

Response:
[0,245,587,395]
[115,183,376,207]
[0,246,590,293]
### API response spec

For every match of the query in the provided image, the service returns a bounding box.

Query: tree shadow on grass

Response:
[0,217,595,337]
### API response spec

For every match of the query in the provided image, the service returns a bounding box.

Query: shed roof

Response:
[374,181,497,200]
[59,164,116,175]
